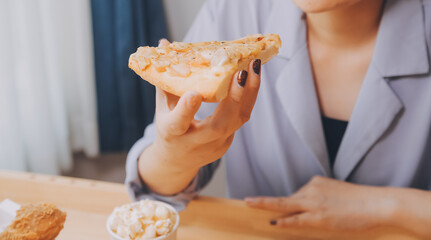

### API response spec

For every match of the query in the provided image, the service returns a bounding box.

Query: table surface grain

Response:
[0,170,419,240]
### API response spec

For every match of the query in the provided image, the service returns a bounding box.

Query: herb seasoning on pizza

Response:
[129,34,281,102]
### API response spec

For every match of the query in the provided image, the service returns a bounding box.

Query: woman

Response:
[126,0,431,238]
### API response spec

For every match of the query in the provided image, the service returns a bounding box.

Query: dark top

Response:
[321,115,349,168]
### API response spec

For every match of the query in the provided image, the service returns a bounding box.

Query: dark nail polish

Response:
[238,70,248,87]
[253,59,261,75]
[270,220,277,225]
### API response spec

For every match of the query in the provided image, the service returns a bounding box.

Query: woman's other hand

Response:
[246,176,431,238]
[245,176,396,230]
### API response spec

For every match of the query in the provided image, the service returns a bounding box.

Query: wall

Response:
[162,0,227,198]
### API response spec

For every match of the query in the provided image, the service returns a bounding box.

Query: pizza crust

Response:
[129,34,281,102]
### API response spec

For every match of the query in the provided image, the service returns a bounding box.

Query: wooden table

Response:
[0,170,418,240]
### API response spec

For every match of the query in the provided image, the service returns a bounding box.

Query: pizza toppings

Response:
[211,48,230,66]
[190,55,211,68]
[151,58,170,72]
[130,34,278,78]
[129,34,281,102]
[167,62,191,77]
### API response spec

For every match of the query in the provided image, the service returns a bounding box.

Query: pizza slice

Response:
[129,34,281,102]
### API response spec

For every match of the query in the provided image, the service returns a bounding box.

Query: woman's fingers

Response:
[245,196,305,214]
[157,55,262,142]
[167,91,202,135]
[155,87,168,113]
[210,70,249,129]
[192,59,262,142]
[246,197,321,229]
[155,88,179,112]
[156,86,202,137]
[271,212,315,228]
[165,91,181,111]
[241,59,261,119]
[187,71,246,142]
[229,70,249,103]
[158,38,170,47]
[219,59,261,124]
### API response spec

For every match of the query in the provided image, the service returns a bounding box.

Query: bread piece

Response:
[129,34,281,102]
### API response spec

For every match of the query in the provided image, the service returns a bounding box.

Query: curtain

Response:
[91,0,168,152]
[0,0,99,174]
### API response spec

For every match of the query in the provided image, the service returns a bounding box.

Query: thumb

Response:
[158,38,170,47]
[166,91,202,136]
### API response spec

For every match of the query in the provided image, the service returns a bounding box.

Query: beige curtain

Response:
[0,0,99,174]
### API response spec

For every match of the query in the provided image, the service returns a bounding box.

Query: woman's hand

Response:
[151,62,259,171]
[246,176,431,238]
[246,176,396,230]
[138,39,262,195]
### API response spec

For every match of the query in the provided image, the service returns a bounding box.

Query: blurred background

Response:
[0,0,226,197]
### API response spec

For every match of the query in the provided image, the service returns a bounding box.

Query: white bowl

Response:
[106,200,180,240]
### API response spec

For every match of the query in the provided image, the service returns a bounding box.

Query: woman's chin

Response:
[291,0,362,13]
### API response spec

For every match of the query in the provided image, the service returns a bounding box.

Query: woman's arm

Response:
[246,176,431,239]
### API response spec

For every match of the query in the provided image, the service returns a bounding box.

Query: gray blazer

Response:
[126,0,431,210]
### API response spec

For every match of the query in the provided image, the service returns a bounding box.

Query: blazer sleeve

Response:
[125,0,223,211]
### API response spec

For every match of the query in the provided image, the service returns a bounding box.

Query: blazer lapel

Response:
[275,48,331,177]
[265,1,331,176]
[333,65,403,180]
[334,0,429,180]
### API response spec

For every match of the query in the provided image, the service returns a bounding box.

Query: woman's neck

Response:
[306,0,385,48]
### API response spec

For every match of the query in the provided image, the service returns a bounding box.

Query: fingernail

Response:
[270,220,277,226]
[237,70,248,87]
[253,59,261,75]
